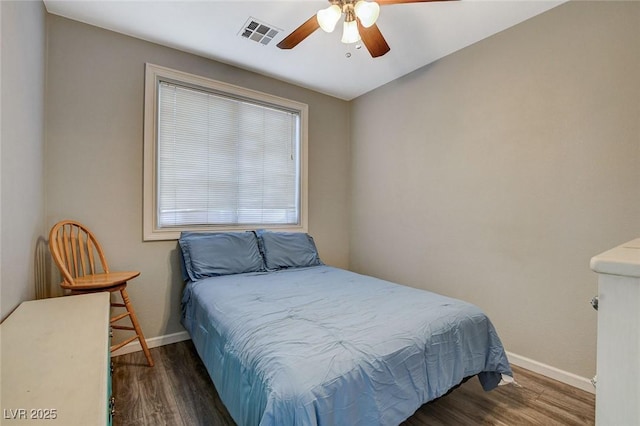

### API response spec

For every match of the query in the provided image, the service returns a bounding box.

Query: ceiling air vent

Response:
[239,17,280,46]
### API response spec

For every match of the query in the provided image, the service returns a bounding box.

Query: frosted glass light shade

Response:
[317,5,342,33]
[341,20,361,44]
[354,1,380,28]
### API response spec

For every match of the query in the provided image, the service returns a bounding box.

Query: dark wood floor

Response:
[112,341,595,426]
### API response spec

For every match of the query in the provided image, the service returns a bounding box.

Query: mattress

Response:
[181,265,512,426]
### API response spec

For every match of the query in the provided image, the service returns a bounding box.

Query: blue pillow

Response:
[256,231,322,270]
[179,232,264,281]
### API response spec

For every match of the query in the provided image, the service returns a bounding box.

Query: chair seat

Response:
[60,271,141,291]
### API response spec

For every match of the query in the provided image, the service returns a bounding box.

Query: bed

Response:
[180,230,512,426]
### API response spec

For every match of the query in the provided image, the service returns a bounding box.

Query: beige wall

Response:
[350,1,640,380]
[44,15,351,338]
[1,1,47,320]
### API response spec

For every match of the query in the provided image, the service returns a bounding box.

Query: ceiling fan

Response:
[277,0,457,58]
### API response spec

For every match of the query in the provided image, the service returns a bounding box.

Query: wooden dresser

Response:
[590,237,640,426]
[1,292,113,425]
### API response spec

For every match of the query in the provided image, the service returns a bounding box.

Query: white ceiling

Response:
[43,0,566,100]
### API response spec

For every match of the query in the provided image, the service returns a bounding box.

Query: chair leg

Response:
[119,287,154,367]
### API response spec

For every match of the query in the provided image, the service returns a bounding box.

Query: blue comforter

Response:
[182,266,511,426]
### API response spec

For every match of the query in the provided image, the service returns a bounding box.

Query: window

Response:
[143,64,308,240]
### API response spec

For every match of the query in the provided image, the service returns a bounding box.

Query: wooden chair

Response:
[49,220,154,367]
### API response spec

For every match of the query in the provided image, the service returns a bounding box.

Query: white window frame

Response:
[143,63,308,241]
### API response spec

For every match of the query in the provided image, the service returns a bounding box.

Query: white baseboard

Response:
[110,330,191,357]
[506,351,595,394]
[111,332,595,395]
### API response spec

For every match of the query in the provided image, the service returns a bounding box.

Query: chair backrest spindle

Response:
[70,225,80,277]
[88,236,97,275]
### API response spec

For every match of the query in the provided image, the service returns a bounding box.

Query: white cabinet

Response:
[590,238,640,426]
[0,292,112,425]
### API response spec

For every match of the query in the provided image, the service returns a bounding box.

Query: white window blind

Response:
[156,81,301,228]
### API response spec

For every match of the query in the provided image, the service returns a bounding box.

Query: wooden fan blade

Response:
[377,0,457,4]
[277,15,320,50]
[357,21,390,58]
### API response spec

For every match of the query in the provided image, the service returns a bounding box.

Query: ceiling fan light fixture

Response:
[354,1,380,28]
[341,19,361,44]
[317,4,342,33]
